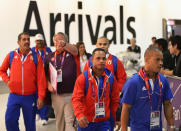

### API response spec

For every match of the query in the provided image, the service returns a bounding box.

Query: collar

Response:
[35,46,46,52]
[89,67,106,78]
[138,67,162,88]
[106,53,109,59]
[17,48,31,56]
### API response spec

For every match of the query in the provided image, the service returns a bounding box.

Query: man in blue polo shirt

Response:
[121,47,175,131]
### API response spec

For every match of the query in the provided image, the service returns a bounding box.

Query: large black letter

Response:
[104,16,116,44]
[23,1,46,43]
[127,17,136,44]
[78,15,83,42]
[65,14,75,42]
[50,13,61,46]
[120,6,124,44]
[86,15,102,45]
[78,1,83,41]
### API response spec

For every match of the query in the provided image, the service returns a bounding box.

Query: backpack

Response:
[83,69,114,96]
[9,49,38,68]
[88,55,117,75]
[31,47,52,54]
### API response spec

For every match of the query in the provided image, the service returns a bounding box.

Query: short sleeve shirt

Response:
[122,74,173,131]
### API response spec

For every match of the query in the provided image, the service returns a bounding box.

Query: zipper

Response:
[22,63,24,95]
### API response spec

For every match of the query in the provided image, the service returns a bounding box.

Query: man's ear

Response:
[144,57,149,64]
[17,41,20,45]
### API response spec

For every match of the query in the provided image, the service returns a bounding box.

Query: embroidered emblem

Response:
[108,60,111,65]
[142,86,147,91]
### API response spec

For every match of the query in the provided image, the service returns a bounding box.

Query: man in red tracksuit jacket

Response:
[0,32,47,131]
[83,36,126,130]
[72,48,119,131]
[83,36,126,92]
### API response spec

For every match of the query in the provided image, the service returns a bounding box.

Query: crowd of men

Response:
[0,32,180,131]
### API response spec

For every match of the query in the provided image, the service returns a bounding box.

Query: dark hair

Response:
[169,35,181,50]
[144,46,162,58]
[92,48,106,56]
[76,41,84,50]
[18,32,29,41]
[76,41,90,57]
[155,38,168,51]
[152,37,156,40]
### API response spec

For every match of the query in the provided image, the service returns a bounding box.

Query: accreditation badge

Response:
[150,110,160,130]
[95,102,105,118]
[57,69,62,82]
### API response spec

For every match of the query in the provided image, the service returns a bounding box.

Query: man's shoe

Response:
[41,120,48,125]
[36,114,40,121]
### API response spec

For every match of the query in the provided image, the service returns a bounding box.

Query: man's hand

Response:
[37,99,44,109]
[48,81,55,93]
[78,116,89,128]
[7,80,10,86]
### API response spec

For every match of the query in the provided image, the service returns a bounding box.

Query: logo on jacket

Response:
[108,60,112,65]
[142,86,147,91]
[14,55,17,59]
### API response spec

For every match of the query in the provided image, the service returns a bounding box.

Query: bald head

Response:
[144,46,163,73]
[96,36,110,53]
[97,36,109,44]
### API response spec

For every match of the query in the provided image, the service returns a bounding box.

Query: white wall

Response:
[0,0,181,65]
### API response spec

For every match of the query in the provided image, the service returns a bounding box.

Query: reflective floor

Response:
[0,93,57,131]
[0,82,56,131]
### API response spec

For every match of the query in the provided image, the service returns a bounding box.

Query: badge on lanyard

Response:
[95,102,105,118]
[57,69,62,82]
[150,110,160,129]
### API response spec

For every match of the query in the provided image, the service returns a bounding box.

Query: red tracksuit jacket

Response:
[72,68,119,122]
[0,49,47,100]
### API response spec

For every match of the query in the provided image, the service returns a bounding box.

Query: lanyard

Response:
[89,70,108,102]
[138,68,162,109]
[35,47,46,62]
[54,51,66,68]
[18,48,29,62]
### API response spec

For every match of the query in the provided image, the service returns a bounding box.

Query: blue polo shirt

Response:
[122,74,173,131]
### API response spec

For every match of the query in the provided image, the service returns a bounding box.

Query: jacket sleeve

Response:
[72,74,86,120]
[110,77,119,120]
[37,55,47,100]
[0,53,10,83]
[116,59,127,92]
